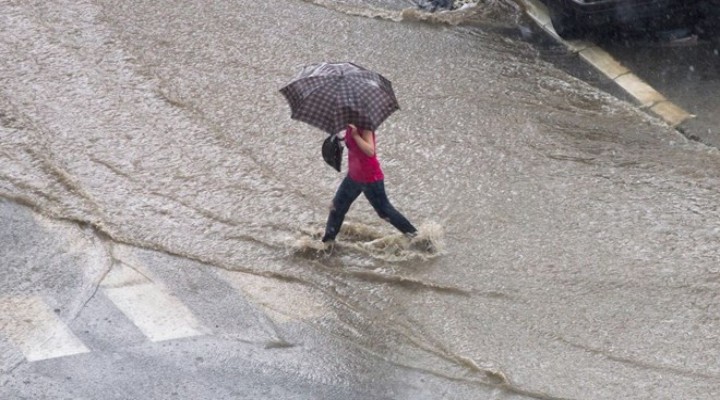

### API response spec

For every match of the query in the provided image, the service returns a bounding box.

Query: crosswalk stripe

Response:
[0,296,90,361]
[101,264,205,342]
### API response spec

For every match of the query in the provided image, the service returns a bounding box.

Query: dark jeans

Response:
[322,177,417,242]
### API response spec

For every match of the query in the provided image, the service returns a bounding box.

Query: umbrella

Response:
[279,62,400,135]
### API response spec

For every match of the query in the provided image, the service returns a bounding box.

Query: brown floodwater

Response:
[1,0,720,398]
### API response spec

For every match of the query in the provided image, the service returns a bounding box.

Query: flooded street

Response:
[602,35,720,147]
[2,0,720,398]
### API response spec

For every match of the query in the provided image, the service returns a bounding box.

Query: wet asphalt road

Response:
[603,35,720,148]
[3,1,720,399]
[0,200,479,400]
[522,15,720,148]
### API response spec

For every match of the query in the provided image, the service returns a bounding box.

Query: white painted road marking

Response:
[101,264,205,342]
[0,296,90,361]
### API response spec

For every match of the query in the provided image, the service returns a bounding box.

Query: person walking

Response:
[322,124,417,244]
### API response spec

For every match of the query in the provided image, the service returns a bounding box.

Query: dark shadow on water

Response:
[511,16,636,104]
[510,10,720,147]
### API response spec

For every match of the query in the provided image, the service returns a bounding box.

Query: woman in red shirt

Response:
[322,124,417,243]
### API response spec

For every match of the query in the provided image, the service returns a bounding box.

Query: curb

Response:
[519,0,695,127]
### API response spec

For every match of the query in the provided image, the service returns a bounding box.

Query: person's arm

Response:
[349,125,376,157]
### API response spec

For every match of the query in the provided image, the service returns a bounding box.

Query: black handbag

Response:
[322,134,343,172]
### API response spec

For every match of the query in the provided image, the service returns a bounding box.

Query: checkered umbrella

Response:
[279,62,400,134]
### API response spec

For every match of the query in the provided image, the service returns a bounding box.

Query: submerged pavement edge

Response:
[519,0,695,128]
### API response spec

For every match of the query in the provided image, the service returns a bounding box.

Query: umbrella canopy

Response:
[279,62,400,135]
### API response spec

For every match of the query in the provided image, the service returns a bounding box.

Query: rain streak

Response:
[1,0,720,399]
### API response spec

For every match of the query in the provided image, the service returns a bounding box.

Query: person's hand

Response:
[348,124,358,136]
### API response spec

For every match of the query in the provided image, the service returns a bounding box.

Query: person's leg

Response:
[363,180,417,235]
[322,176,362,242]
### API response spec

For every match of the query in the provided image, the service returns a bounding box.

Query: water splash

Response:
[291,221,445,261]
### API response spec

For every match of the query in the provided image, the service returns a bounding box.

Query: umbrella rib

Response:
[280,64,400,134]
[291,76,336,101]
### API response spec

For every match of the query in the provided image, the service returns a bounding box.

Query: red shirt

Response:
[345,126,384,183]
